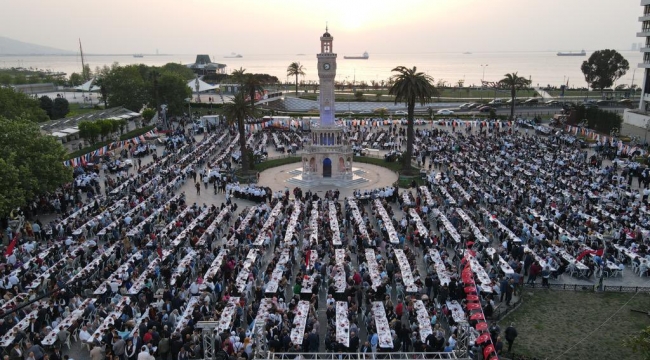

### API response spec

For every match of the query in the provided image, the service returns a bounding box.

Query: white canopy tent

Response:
[75,78,100,92]
[187,78,219,93]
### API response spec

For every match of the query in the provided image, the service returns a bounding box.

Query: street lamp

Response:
[644,120,650,145]
[481,64,488,84]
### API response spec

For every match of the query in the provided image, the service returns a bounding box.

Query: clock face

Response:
[323,63,331,70]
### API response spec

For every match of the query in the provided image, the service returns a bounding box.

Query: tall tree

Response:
[581,49,629,95]
[0,116,71,216]
[388,66,438,172]
[222,92,256,172]
[498,72,532,120]
[102,65,148,112]
[39,95,53,119]
[94,77,109,108]
[156,72,192,116]
[231,67,247,85]
[286,62,306,95]
[51,98,70,119]
[241,74,265,113]
[0,87,49,122]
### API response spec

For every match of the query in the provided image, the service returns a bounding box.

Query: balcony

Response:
[306,145,352,154]
[643,0,650,6]
[642,46,650,52]
[638,30,650,37]
[640,15,650,22]
[638,61,650,68]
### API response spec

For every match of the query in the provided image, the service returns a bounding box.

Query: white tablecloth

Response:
[290,300,311,345]
[336,301,350,347]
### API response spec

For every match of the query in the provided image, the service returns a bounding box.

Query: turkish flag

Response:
[4,235,18,256]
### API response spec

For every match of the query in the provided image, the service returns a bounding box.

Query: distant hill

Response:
[0,36,74,55]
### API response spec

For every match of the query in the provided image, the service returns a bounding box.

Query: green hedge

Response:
[66,125,155,159]
[255,156,301,172]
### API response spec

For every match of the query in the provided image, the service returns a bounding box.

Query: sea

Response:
[0,51,643,88]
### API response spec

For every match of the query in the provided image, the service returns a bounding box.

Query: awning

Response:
[74,78,100,92]
[188,78,219,93]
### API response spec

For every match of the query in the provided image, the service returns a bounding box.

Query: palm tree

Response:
[222,92,256,172]
[498,72,532,120]
[241,74,265,113]
[94,78,109,108]
[231,67,247,85]
[388,66,438,172]
[286,62,306,96]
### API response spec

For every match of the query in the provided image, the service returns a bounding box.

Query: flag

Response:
[5,235,18,256]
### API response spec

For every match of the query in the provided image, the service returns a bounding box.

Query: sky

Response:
[0,0,643,55]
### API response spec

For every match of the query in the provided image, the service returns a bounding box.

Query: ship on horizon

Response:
[344,51,369,60]
[557,50,586,57]
[224,52,242,58]
[133,54,144,58]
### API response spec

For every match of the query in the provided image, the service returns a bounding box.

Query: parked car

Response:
[436,109,455,115]
[467,103,480,109]
[545,100,560,106]
[478,106,494,113]
[523,98,540,105]
[488,99,504,105]
[619,98,632,105]
[394,110,408,115]
[535,125,553,135]
[459,103,473,109]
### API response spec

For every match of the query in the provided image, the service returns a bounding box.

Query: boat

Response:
[224,52,242,58]
[463,52,472,55]
[557,50,586,56]
[133,54,144,58]
[344,51,369,60]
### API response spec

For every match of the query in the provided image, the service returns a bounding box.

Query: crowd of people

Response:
[0,117,648,360]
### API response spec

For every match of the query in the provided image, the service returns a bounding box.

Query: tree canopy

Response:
[101,63,191,114]
[0,87,50,122]
[0,116,71,216]
[581,49,629,93]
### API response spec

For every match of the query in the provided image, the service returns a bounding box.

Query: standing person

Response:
[195,183,201,196]
[541,266,551,288]
[505,323,518,354]
[505,279,514,306]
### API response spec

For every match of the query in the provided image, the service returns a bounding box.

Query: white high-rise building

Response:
[624,0,650,129]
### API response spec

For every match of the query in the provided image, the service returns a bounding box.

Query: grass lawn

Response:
[66,103,99,118]
[499,291,650,360]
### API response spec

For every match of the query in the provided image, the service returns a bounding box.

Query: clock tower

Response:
[299,27,353,183]
[317,26,337,126]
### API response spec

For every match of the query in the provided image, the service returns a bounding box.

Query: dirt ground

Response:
[498,290,650,360]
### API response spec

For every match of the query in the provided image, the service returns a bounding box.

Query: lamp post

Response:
[644,120,650,145]
[185,98,192,122]
[481,64,488,84]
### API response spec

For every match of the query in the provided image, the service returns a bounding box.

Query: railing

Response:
[523,283,650,293]
[266,352,465,360]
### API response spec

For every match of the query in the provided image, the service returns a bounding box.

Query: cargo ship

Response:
[224,52,243,58]
[557,50,586,56]
[344,51,369,60]
[133,54,144,58]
